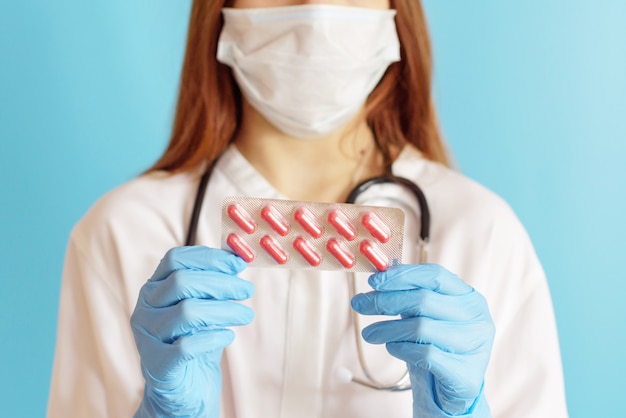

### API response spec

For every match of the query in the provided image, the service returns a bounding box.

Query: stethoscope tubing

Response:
[345,174,430,242]
[185,158,220,246]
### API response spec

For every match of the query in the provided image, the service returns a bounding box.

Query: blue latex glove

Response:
[130,246,254,418]
[351,264,495,417]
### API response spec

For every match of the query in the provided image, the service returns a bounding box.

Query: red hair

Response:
[149,0,448,173]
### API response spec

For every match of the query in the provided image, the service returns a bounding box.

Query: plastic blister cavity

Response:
[222,197,405,272]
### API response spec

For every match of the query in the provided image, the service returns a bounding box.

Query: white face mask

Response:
[216,5,401,139]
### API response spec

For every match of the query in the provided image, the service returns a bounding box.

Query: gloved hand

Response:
[130,246,254,418]
[351,264,495,417]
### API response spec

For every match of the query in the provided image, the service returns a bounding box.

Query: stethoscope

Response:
[185,157,430,392]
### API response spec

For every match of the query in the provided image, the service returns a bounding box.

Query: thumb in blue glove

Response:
[130,246,254,418]
[351,264,495,417]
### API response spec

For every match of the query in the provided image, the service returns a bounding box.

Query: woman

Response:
[48,0,568,417]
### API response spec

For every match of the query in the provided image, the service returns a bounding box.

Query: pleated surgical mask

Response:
[216,5,401,139]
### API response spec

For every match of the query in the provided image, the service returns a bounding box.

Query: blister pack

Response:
[221,196,405,272]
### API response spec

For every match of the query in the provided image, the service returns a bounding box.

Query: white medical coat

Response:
[47,145,568,417]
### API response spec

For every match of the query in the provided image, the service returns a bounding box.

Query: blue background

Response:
[1,1,624,416]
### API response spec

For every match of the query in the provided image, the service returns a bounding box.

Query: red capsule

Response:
[294,206,324,238]
[226,233,255,263]
[261,204,290,236]
[260,235,289,265]
[327,209,357,241]
[326,238,356,269]
[360,239,389,271]
[227,203,257,234]
[361,212,391,243]
[293,236,322,267]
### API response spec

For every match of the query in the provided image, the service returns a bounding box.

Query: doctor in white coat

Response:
[48,0,568,417]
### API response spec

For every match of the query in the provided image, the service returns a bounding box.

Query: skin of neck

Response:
[233,99,387,203]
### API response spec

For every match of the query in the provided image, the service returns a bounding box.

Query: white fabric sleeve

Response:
[47,231,144,417]
[481,205,569,418]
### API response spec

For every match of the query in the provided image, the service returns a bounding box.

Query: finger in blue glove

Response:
[131,246,254,418]
[351,264,494,417]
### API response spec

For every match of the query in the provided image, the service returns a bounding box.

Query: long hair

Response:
[149,0,448,173]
